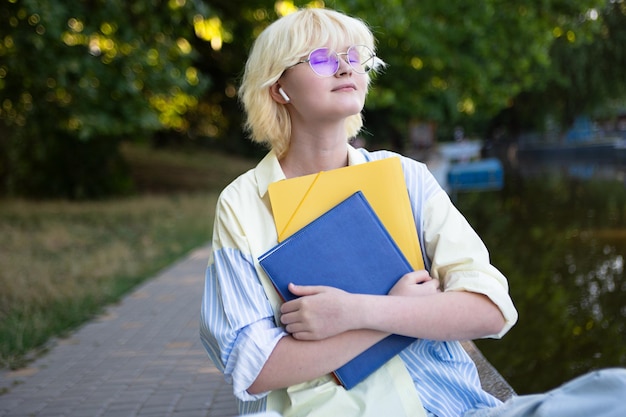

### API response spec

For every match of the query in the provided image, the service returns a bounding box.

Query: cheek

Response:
[356,78,368,97]
[294,79,326,100]
[357,87,368,104]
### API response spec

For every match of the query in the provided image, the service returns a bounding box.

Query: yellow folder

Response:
[267,157,424,270]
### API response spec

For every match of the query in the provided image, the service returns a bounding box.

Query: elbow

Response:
[477,295,509,338]
[246,358,277,396]
[246,377,266,396]
[482,293,518,339]
[247,369,282,397]
[480,302,513,339]
[488,311,507,336]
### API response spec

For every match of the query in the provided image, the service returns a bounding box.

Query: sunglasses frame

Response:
[288,44,376,77]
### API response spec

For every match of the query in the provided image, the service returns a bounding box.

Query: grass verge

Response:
[0,144,256,369]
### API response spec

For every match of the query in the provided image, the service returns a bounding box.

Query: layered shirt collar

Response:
[254,144,367,198]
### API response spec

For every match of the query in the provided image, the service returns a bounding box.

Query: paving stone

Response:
[0,246,238,417]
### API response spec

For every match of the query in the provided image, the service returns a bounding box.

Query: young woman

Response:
[200,8,626,417]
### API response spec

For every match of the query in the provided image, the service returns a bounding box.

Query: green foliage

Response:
[0,194,215,368]
[0,0,210,198]
[2,0,625,197]
[0,144,256,369]
[182,0,282,155]
[346,0,607,141]
[186,0,602,146]
[487,1,626,135]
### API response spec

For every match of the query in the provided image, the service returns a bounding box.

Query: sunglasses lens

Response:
[308,48,339,76]
[347,45,375,73]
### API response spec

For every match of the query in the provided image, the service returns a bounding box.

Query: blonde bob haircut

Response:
[239,8,383,158]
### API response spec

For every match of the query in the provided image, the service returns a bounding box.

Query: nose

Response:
[335,54,353,76]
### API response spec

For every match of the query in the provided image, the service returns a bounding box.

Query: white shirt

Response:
[200,146,518,416]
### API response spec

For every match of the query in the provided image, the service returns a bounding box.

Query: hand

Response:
[388,270,441,297]
[280,284,356,341]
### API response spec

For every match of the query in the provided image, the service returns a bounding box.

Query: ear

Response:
[270,84,290,104]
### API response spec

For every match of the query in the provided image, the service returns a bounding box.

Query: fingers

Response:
[389,270,441,297]
[287,282,325,296]
[401,271,441,291]
[279,285,348,340]
[402,270,433,284]
[280,298,295,314]
[291,331,315,341]
[280,309,323,340]
[279,285,313,315]
[422,278,442,292]
[283,323,313,340]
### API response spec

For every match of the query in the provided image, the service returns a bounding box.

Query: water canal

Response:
[454,151,626,394]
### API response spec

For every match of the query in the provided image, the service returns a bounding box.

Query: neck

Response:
[279,135,349,178]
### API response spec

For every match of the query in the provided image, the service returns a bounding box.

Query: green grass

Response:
[0,143,256,369]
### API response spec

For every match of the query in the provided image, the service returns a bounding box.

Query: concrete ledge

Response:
[462,340,516,401]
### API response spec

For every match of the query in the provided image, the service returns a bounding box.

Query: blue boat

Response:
[423,140,504,194]
[447,158,504,192]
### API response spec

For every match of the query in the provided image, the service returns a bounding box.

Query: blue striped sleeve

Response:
[400,340,502,417]
[357,148,443,270]
[200,246,286,402]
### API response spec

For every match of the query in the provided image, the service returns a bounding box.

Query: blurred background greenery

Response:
[1,0,625,392]
[0,144,255,369]
[1,0,625,199]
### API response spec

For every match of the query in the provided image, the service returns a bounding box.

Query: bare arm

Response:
[359,290,505,341]
[280,271,505,342]
[249,270,505,394]
[247,328,387,395]
[361,270,505,340]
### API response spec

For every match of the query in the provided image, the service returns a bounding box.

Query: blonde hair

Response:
[238,8,383,158]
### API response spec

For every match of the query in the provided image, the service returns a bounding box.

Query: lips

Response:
[332,83,357,92]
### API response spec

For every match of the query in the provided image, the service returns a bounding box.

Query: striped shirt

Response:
[200,146,518,416]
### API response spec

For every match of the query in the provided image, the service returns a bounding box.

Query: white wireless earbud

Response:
[278,87,290,102]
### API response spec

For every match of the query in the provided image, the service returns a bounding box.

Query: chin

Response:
[340,101,365,115]
[346,106,365,117]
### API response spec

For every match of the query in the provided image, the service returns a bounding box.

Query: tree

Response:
[3,0,623,198]
[495,0,626,136]
[182,0,299,156]
[161,0,619,149]
[334,0,606,145]
[196,0,608,150]
[0,0,209,198]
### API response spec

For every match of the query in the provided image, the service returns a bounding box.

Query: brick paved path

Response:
[0,246,238,417]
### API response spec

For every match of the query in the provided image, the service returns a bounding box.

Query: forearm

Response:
[357,291,506,341]
[422,191,517,338]
[247,328,387,395]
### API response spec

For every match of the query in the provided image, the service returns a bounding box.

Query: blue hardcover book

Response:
[258,191,416,389]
